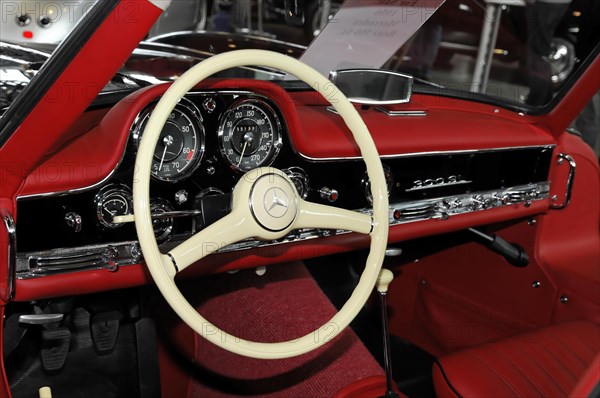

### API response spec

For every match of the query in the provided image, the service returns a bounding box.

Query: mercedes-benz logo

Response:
[264,187,289,218]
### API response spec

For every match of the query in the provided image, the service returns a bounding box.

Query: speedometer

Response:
[218,99,282,172]
[135,99,205,182]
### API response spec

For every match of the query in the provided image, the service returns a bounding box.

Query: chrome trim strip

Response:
[17,240,141,278]
[297,144,556,163]
[375,107,427,117]
[550,153,576,210]
[145,30,307,50]
[19,314,64,325]
[387,182,549,226]
[1,210,16,300]
[136,42,287,78]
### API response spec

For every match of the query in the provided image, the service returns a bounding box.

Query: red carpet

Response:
[170,261,384,397]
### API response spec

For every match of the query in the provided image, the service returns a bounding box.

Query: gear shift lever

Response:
[376,269,399,398]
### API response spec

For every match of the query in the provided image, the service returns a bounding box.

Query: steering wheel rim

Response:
[134,49,389,359]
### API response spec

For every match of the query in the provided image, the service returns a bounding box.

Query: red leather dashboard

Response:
[18,79,555,197]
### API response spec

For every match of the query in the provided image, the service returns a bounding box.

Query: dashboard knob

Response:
[471,194,486,210]
[65,212,82,233]
[319,187,339,203]
[175,190,189,205]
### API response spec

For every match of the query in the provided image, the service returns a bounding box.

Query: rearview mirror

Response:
[329,69,413,105]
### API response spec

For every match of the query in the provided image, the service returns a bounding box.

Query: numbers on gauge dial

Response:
[136,100,205,183]
[219,100,282,172]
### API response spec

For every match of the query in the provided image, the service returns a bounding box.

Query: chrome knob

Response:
[65,212,82,232]
[471,194,485,210]
[319,187,339,202]
[174,190,189,204]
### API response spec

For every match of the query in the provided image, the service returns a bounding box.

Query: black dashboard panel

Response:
[14,90,555,279]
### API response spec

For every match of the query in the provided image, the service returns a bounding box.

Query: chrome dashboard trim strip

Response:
[1,210,16,300]
[16,182,549,279]
[297,144,556,163]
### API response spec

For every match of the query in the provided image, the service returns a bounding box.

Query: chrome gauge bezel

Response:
[95,184,133,228]
[132,98,206,183]
[217,98,283,173]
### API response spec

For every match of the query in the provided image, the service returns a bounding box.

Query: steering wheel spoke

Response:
[295,200,373,235]
[167,211,251,273]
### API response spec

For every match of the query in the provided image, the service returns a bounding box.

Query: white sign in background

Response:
[299,0,446,78]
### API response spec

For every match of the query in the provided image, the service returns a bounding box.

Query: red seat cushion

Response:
[433,321,600,397]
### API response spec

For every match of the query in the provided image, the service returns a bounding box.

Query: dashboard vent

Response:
[27,246,119,276]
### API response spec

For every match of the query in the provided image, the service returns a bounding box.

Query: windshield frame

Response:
[2,0,599,147]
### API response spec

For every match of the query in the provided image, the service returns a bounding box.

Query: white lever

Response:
[376,268,399,398]
[376,268,394,293]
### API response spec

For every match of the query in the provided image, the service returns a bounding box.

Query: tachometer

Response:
[218,99,282,172]
[134,99,205,182]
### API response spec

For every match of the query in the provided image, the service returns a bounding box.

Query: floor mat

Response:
[167,261,385,398]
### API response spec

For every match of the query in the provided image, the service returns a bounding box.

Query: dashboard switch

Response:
[471,194,486,210]
[65,212,82,233]
[319,187,339,202]
[203,97,216,113]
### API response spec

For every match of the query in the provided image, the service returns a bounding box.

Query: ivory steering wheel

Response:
[133,50,389,359]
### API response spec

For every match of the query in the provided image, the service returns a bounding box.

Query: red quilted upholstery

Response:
[433,321,600,397]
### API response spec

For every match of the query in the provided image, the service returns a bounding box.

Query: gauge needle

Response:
[237,141,248,168]
[158,146,168,171]
[237,132,254,168]
[158,135,174,171]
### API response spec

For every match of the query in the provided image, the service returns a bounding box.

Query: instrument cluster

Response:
[132,93,284,182]
[91,91,287,243]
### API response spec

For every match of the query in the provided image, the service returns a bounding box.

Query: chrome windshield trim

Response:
[136,41,287,78]
[0,41,51,58]
[146,30,307,50]
[297,145,556,163]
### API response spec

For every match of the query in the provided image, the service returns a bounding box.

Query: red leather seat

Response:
[433,321,600,397]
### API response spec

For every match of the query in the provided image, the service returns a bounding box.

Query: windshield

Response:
[1,0,599,113]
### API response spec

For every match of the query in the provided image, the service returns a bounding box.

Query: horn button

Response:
[249,173,298,232]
